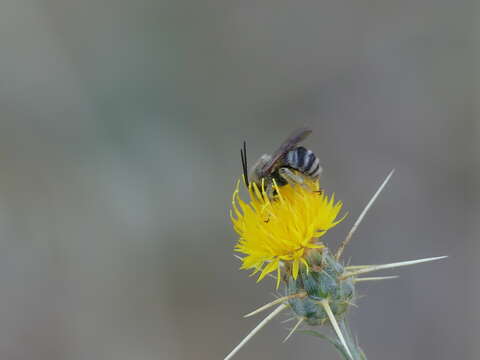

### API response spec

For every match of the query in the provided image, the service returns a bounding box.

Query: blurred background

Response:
[0,0,477,359]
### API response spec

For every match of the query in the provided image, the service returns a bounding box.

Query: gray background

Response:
[0,0,477,359]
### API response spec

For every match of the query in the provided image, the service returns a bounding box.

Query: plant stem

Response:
[336,318,367,360]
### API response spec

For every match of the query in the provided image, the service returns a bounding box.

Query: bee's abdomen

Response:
[285,146,322,178]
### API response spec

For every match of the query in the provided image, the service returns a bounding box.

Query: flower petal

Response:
[257,260,279,282]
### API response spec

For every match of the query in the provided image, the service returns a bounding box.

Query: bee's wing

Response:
[261,127,312,176]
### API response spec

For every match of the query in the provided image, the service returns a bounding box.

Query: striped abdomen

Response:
[285,146,322,178]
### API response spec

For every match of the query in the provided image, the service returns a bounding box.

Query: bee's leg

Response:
[265,182,275,199]
[278,167,305,187]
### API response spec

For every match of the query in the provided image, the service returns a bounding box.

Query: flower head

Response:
[231,177,344,287]
[226,167,447,360]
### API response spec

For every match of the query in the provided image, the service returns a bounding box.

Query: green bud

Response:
[286,249,355,324]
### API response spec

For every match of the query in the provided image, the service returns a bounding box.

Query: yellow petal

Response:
[257,260,279,282]
[276,265,282,289]
[231,176,345,284]
[292,259,299,280]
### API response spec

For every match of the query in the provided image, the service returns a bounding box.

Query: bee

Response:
[240,127,322,197]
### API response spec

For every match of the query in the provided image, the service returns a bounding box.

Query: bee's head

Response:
[240,141,271,189]
[249,154,272,187]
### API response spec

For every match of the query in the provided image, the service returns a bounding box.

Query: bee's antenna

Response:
[240,141,250,188]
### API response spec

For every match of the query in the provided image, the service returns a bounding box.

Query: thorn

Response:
[270,292,281,300]
[344,265,371,270]
[345,257,353,267]
[283,318,304,343]
[244,293,305,318]
[281,317,297,324]
[320,300,353,359]
[336,169,395,260]
[340,256,448,280]
[353,275,399,283]
[342,299,358,308]
[224,304,287,360]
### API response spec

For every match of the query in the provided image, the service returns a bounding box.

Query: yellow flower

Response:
[231,177,345,288]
